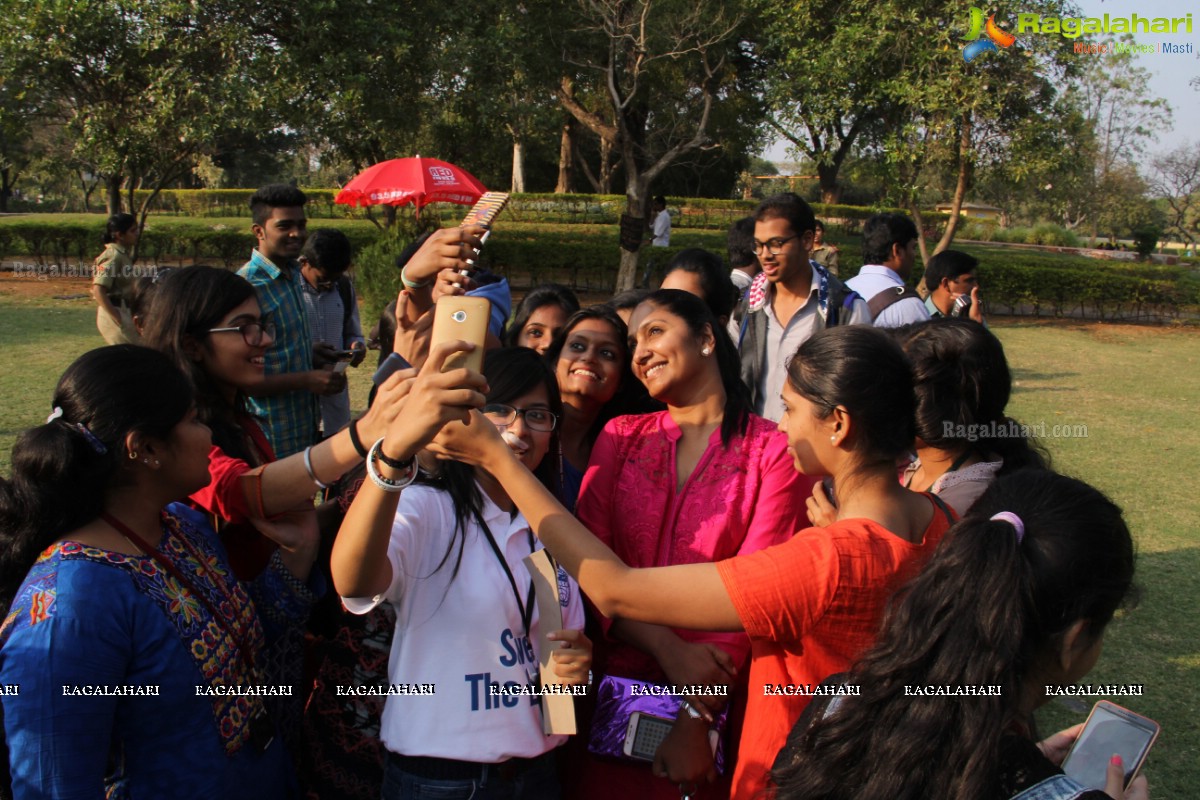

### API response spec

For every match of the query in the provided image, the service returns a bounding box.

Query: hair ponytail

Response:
[0,346,193,618]
[771,470,1135,800]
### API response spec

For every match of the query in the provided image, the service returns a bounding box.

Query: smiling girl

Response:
[573,289,807,800]
[331,346,591,800]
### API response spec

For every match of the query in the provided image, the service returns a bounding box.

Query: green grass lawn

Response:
[1,283,1197,794]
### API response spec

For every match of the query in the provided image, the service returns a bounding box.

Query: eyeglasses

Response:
[207,320,276,346]
[482,403,558,432]
[752,236,798,256]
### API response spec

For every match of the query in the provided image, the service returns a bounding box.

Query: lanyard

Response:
[474,511,535,641]
[100,511,257,673]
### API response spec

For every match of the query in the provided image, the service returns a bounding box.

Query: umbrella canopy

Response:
[333,156,487,212]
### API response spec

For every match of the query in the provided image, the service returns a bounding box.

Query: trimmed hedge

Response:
[127,189,918,231]
[0,217,379,269]
[3,215,1196,321]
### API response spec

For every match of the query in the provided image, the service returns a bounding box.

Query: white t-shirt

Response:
[652,209,671,247]
[342,482,585,762]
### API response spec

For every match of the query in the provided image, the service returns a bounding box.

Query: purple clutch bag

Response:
[586,675,727,773]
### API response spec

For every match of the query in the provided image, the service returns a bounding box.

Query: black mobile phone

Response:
[1061,701,1159,790]
[372,352,413,385]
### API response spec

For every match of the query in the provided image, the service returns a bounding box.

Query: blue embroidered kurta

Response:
[0,504,313,800]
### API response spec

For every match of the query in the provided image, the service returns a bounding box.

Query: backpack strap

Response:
[825,284,863,328]
[866,285,919,319]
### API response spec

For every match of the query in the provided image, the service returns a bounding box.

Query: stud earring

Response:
[701,347,712,356]
[830,435,837,443]
[129,451,139,460]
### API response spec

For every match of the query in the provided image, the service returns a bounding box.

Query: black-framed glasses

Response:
[207,320,276,346]
[482,403,558,432]
[752,236,798,256]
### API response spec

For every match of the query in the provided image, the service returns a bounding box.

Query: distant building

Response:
[936,202,1004,223]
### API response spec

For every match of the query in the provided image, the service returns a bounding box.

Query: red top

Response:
[189,417,279,579]
[716,498,955,800]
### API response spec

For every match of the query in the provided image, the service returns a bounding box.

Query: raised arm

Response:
[330,342,487,598]
[431,415,743,632]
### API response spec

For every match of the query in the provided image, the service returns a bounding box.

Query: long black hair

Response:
[636,289,751,447]
[899,318,1048,474]
[0,346,193,618]
[787,325,915,463]
[422,347,565,580]
[140,266,260,463]
[771,470,1137,800]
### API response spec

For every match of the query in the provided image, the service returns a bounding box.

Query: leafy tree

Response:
[751,0,894,203]
[559,0,758,290]
[1150,143,1200,247]
[0,0,273,249]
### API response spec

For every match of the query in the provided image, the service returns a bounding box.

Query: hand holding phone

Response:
[458,192,510,276]
[1061,701,1158,791]
[430,296,490,374]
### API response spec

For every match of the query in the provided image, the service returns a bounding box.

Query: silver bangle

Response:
[367,438,417,493]
[303,446,330,489]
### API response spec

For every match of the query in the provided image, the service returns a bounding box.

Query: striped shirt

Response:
[300,276,364,435]
[238,250,319,457]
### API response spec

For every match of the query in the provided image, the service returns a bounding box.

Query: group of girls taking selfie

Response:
[0,229,1147,800]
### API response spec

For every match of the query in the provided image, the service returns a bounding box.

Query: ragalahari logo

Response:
[962,7,1017,61]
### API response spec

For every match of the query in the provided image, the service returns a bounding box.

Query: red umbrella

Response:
[333,156,487,215]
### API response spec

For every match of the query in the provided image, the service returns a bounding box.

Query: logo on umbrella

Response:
[428,166,457,184]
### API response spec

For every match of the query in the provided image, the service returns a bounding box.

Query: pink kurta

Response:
[573,411,813,800]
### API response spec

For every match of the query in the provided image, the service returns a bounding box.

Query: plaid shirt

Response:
[238,250,318,457]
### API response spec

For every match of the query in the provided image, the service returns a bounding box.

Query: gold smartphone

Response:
[430,296,491,373]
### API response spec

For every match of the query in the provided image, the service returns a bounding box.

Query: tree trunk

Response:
[599,137,615,195]
[383,205,397,229]
[907,200,931,297]
[80,172,96,213]
[511,138,526,193]
[817,162,841,204]
[615,186,649,292]
[932,115,973,256]
[0,168,10,213]
[105,175,123,214]
[555,119,575,194]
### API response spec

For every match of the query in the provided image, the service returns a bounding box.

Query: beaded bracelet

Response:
[367,438,417,492]
[303,446,330,489]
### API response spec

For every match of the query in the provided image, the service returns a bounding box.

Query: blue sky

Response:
[763,0,1199,164]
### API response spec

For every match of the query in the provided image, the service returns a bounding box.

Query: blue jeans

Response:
[382,752,560,800]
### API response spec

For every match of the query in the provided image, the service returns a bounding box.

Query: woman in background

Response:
[897,319,1047,514]
[91,212,141,344]
[659,249,739,327]
[505,284,580,354]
